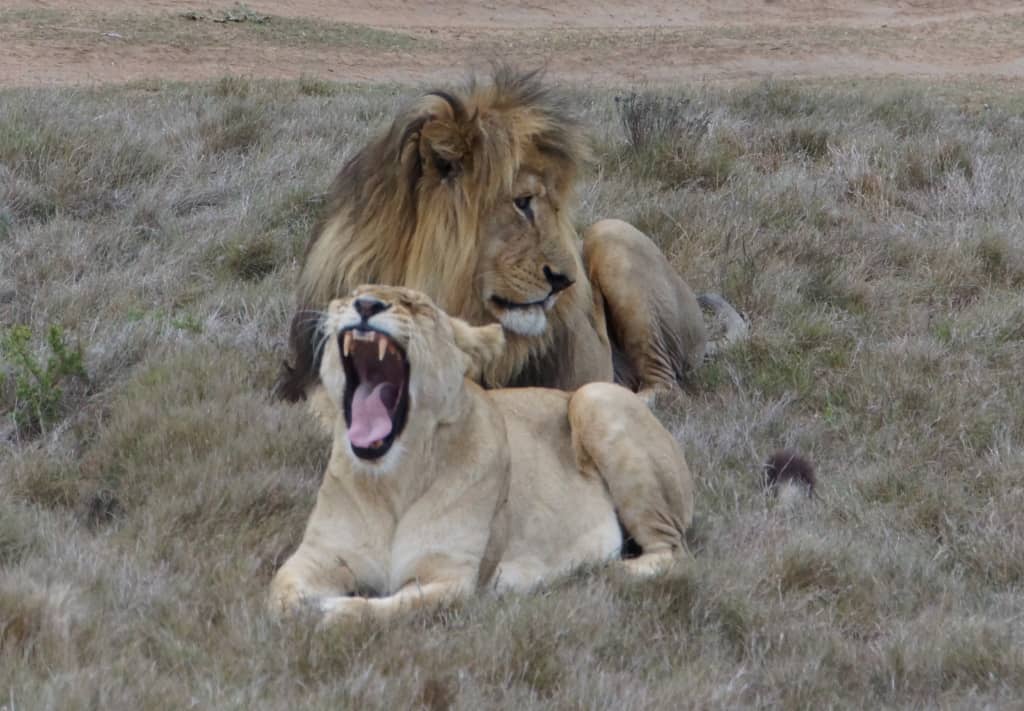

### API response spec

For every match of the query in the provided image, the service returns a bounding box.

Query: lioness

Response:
[270,285,694,624]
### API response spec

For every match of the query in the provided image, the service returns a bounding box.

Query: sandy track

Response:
[3,1,1024,86]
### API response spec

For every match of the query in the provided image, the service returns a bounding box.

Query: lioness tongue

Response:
[349,381,396,448]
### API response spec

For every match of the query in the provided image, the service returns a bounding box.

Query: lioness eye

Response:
[513,195,533,219]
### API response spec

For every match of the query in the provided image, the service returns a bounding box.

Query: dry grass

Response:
[0,7,428,52]
[3,75,1024,708]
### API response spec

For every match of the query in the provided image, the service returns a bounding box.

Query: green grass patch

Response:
[1,324,87,435]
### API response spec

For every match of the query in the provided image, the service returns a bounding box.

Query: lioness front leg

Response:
[568,382,695,576]
[269,545,361,617]
[319,578,471,625]
[269,479,381,616]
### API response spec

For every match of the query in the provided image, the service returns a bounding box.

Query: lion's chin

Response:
[488,292,559,336]
[495,305,548,336]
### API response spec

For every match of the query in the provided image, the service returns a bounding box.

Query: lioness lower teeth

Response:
[377,337,387,361]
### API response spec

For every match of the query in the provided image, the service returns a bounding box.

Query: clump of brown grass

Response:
[199,99,269,154]
[613,91,739,189]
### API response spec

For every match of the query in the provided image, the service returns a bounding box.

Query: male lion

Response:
[278,67,746,406]
[269,285,694,624]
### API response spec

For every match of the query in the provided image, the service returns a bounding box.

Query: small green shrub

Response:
[170,313,204,334]
[1,324,86,434]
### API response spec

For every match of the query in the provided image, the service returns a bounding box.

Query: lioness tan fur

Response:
[277,68,746,408]
[269,285,694,624]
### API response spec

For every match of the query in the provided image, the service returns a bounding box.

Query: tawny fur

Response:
[278,68,746,408]
[269,285,694,625]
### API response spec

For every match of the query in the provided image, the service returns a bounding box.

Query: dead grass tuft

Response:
[976,232,1024,287]
[199,99,269,154]
[298,76,339,97]
[222,233,281,281]
[898,139,974,191]
[0,499,39,565]
[613,91,737,189]
[417,675,458,711]
[868,90,938,136]
[0,105,165,222]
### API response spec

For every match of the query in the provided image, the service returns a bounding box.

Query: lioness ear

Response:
[451,319,505,382]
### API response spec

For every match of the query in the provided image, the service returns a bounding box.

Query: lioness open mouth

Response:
[340,327,410,460]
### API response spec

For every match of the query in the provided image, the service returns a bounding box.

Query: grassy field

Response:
[2,75,1024,708]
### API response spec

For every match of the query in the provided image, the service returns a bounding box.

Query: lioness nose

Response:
[543,265,574,294]
[353,297,389,320]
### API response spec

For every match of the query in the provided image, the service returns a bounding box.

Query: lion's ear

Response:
[414,92,478,183]
[420,121,466,181]
[451,319,505,382]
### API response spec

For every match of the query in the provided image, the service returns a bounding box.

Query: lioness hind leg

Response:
[568,382,695,574]
[583,219,708,396]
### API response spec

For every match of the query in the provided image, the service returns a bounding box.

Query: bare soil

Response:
[3,0,1024,87]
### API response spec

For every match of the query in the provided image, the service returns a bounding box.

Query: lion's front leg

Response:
[583,218,708,396]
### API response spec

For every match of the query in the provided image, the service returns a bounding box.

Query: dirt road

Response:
[2,1,1024,86]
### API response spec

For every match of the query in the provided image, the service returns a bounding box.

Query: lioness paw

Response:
[618,551,679,578]
[317,596,369,627]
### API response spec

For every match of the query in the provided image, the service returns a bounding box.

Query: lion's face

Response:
[477,168,581,336]
[394,82,589,339]
[320,285,503,466]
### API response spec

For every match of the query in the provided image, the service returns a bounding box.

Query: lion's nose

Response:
[353,297,390,321]
[543,265,574,294]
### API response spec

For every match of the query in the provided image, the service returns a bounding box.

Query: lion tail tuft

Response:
[762,449,816,498]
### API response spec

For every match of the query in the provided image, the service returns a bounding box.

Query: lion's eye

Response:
[513,195,534,219]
